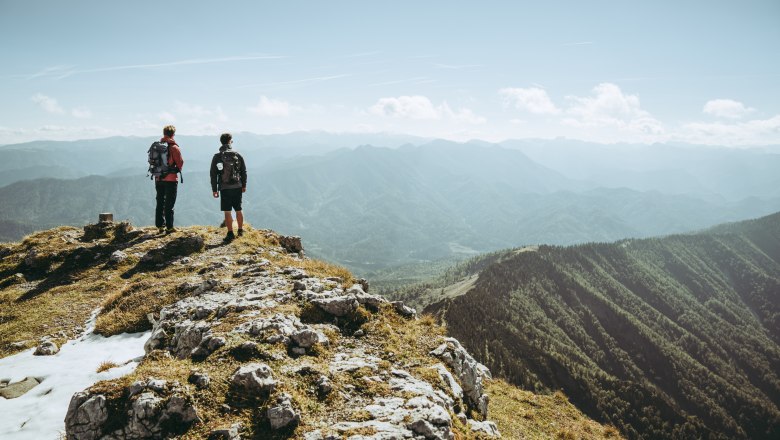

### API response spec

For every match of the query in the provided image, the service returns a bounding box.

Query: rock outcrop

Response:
[65,379,199,440]
[62,227,500,439]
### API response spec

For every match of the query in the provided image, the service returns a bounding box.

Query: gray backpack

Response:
[147,141,182,182]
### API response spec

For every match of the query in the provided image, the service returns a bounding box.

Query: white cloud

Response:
[247,96,293,117]
[499,87,560,115]
[702,99,755,119]
[370,95,485,124]
[679,115,780,146]
[562,83,664,135]
[370,95,441,119]
[31,93,65,114]
[71,107,92,119]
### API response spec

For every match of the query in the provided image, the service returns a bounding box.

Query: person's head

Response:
[163,125,176,138]
[220,132,233,145]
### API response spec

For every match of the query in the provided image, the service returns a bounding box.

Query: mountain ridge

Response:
[0,221,620,439]
[420,211,780,439]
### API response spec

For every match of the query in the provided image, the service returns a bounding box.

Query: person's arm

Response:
[171,144,184,171]
[209,154,219,194]
[239,153,247,191]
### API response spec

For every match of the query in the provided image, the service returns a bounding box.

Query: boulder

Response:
[230,363,277,397]
[468,420,501,437]
[109,250,128,264]
[188,371,211,390]
[64,392,108,440]
[392,301,417,318]
[0,376,41,399]
[291,327,328,349]
[278,235,303,254]
[312,296,359,317]
[267,393,300,429]
[34,340,59,356]
[209,423,243,439]
[171,320,212,358]
[66,380,200,439]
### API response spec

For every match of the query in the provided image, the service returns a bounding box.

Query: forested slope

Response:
[425,212,780,439]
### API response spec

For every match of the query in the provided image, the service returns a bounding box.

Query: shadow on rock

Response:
[121,234,205,279]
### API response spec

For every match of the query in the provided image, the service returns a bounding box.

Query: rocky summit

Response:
[60,222,497,439]
[0,221,621,439]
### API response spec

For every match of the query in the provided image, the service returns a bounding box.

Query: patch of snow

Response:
[0,309,150,439]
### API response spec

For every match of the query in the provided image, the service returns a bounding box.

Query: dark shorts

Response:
[220,188,243,211]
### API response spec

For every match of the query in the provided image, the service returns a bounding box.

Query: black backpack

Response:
[220,150,241,185]
[147,141,182,182]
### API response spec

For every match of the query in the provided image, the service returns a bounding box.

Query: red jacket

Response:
[157,136,184,182]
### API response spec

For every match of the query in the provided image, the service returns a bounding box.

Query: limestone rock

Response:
[230,363,277,397]
[209,423,243,439]
[278,235,303,254]
[0,376,41,399]
[64,392,108,440]
[171,320,212,358]
[392,301,417,318]
[468,419,501,437]
[267,392,300,429]
[189,371,211,389]
[316,375,333,396]
[109,250,128,264]
[66,380,199,439]
[144,327,168,353]
[291,327,329,349]
[34,340,59,356]
[431,338,492,417]
[312,296,359,317]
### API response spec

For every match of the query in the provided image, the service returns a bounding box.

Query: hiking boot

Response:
[237,228,244,237]
[157,227,165,234]
[224,230,235,241]
[166,227,176,234]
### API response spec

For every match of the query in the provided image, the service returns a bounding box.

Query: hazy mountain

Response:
[421,212,780,439]
[502,139,780,201]
[0,132,428,186]
[1,142,778,273]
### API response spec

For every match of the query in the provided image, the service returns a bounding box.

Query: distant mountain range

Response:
[1,134,778,272]
[420,212,780,439]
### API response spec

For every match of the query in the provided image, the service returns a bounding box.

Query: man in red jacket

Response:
[156,125,184,234]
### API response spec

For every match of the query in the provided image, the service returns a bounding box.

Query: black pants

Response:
[155,181,178,228]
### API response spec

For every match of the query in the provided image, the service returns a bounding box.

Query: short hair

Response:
[163,125,176,137]
[220,132,232,145]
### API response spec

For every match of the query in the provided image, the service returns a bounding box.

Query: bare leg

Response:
[236,211,244,230]
[223,211,233,231]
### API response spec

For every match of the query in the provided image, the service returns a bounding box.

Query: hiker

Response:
[155,125,184,234]
[210,132,247,241]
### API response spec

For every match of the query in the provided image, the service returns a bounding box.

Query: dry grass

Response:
[97,361,120,373]
[486,379,625,439]
[362,308,446,364]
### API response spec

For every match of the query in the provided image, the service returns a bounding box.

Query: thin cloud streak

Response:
[432,63,482,70]
[365,77,430,87]
[228,74,352,90]
[22,55,288,80]
[561,41,594,46]
[336,51,382,59]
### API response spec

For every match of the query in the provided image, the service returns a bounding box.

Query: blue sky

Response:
[1,0,778,145]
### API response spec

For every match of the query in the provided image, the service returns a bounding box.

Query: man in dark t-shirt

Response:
[210,132,247,241]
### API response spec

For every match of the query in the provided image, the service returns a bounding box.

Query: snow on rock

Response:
[0,310,149,440]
